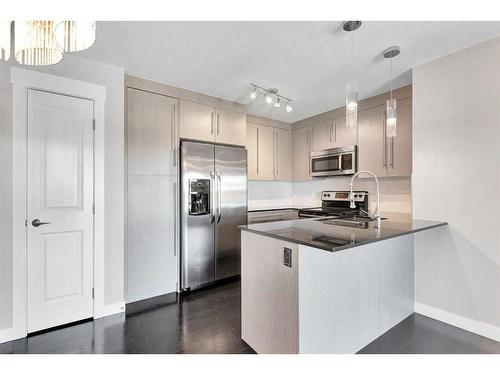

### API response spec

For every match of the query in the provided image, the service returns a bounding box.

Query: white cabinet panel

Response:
[334,115,357,148]
[127,176,177,301]
[256,125,275,180]
[127,88,177,176]
[311,120,333,151]
[292,126,312,181]
[246,122,258,180]
[216,107,246,146]
[388,97,412,177]
[179,99,215,143]
[276,128,291,181]
[357,105,388,177]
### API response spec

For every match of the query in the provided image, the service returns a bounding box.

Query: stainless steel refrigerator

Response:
[180,141,247,291]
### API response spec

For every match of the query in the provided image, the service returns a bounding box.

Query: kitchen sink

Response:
[316,216,388,228]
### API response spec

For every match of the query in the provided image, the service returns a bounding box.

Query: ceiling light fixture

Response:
[1,21,12,61]
[15,20,63,66]
[54,21,96,52]
[249,86,259,100]
[249,83,293,112]
[384,46,400,138]
[343,21,362,128]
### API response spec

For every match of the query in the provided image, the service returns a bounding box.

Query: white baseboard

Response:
[94,301,125,319]
[415,302,500,342]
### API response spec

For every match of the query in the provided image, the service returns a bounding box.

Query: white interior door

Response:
[27,89,94,333]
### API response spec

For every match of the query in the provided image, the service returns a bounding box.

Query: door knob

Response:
[32,219,50,227]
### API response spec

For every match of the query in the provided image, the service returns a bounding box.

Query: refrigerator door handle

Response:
[216,172,222,223]
[210,171,216,223]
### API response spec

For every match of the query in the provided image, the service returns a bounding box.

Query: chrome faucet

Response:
[349,170,381,228]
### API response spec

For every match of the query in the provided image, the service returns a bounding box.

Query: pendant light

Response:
[1,21,12,61]
[54,21,96,52]
[343,21,362,128]
[15,21,63,66]
[383,46,400,138]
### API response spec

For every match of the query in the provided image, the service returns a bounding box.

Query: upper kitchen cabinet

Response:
[311,120,334,151]
[387,97,412,177]
[179,100,215,143]
[312,117,356,151]
[357,104,387,177]
[292,125,312,181]
[127,87,178,177]
[179,99,246,146]
[246,115,292,181]
[334,115,357,148]
[357,96,412,178]
[216,107,246,146]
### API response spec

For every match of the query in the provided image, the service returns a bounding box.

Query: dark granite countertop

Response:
[240,214,447,252]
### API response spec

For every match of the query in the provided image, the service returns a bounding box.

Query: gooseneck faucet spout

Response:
[349,170,381,228]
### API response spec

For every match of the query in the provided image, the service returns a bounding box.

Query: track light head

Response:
[274,97,281,108]
[249,86,259,100]
[285,102,292,113]
[264,92,273,104]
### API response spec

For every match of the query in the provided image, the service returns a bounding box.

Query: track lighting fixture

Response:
[248,83,293,113]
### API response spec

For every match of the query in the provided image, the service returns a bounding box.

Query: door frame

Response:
[10,67,106,340]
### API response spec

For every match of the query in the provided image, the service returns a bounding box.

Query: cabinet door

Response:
[276,128,291,181]
[387,97,412,177]
[357,105,388,177]
[216,107,246,146]
[179,99,215,142]
[246,122,259,180]
[311,120,333,151]
[257,125,275,180]
[127,88,177,176]
[334,115,357,148]
[292,126,312,181]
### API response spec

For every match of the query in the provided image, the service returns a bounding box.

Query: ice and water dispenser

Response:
[188,179,210,215]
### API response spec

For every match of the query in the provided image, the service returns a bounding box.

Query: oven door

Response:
[310,149,357,177]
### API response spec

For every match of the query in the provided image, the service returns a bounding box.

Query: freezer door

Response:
[181,142,215,290]
[215,145,248,280]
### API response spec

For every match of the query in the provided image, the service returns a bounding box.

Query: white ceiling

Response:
[77,21,500,122]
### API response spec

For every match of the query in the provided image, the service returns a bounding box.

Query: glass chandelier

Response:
[383,46,401,138]
[1,21,11,61]
[343,21,362,128]
[15,21,63,66]
[55,21,96,52]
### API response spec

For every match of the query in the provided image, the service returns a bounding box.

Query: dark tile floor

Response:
[1,279,499,354]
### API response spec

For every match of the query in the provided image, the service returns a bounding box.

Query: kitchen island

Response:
[240,215,446,354]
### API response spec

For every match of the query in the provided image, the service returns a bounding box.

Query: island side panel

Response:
[298,234,414,354]
[241,231,299,354]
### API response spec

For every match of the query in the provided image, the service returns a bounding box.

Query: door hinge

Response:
[92,118,96,130]
[92,288,95,299]
[92,203,95,215]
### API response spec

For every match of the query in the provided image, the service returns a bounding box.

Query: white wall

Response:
[0,55,125,334]
[412,36,500,340]
[0,63,13,330]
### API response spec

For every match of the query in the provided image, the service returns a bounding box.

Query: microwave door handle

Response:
[338,154,343,172]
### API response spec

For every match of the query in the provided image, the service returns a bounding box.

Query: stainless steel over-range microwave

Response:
[310,145,358,177]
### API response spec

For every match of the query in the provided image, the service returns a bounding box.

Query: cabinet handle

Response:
[308,129,311,175]
[329,124,332,143]
[172,104,176,167]
[211,112,214,135]
[334,122,337,143]
[276,132,279,178]
[216,112,220,135]
[383,112,387,168]
[391,137,394,168]
[273,131,276,178]
[256,128,259,175]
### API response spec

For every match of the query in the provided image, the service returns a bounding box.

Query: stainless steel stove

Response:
[298,191,368,219]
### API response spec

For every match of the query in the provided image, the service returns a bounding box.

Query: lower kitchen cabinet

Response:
[247,209,298,224]
[247,122,291,181]
[292,125,312,181]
